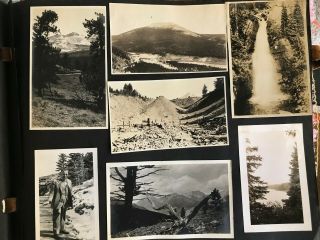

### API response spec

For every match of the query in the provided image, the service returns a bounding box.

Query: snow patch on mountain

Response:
[147,22,201,37]
[49,32,92,53]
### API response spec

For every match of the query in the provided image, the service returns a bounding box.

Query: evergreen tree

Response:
[83,152,93,180]
[281,5,288,36]
[291,3,304,36]
[67,153,83,186]
[283,144,303,222]
[246,138,269,224]
[246,139,269,203]
[81,13,106,110]
[202,84,208,96]
[214,77,225,96]
[56,153,68,173]
[32,10,60,97]
[210,188,223,210]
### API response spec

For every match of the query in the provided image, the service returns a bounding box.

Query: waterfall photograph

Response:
[238,124,312,233]
[228,0,311,117]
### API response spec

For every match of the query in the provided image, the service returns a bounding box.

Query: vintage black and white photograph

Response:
[238,124,312,232]
[108,77,228,153]
[35,148,99,239]
[106,160,233,239]
[110,3,227,74]
[228,0,311,117]
[30,7,107,129]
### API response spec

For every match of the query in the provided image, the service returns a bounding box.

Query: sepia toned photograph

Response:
[106,160,234,239]
[30,7,107,129]
[238,124,312,232]
[110,3,227,74]
[108,77,228,153]
[35,148,99,240]
[228,0,311,117]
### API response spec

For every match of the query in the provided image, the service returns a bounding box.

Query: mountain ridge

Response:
[112,22,226,58]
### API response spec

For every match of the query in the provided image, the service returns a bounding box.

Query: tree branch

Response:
[114,167,126,182]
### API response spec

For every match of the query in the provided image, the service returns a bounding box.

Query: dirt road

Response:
[39,196,79,240]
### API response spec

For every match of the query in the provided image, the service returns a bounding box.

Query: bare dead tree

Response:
[147,189,221,234]
[110,165,167,209]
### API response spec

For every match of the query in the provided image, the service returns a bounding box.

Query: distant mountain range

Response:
[269,182,290,192]
[49,32,91,53]
[134,191,207,214]
[112,22,226,58]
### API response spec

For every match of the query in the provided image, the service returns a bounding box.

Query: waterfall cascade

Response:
[250,19,287,112]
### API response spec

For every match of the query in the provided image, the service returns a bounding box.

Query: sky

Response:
[110,3,226,35]
[109,78,220,99]
[110,162,230,197]
[31,6,106,36]
[238,124,302,185]
[35,149,94,177]
[268,0,306,22]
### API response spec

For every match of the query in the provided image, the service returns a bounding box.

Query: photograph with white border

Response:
[35,148,99,240]
[30,6,108,130]
[106,160,234,239]
[238,124,312,232]
[110,3,227,74]
[227,0,311,118]
[108,77,229,153]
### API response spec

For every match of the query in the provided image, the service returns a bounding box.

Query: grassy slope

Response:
[32,74,106,128]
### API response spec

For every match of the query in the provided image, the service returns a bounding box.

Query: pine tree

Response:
[246,139,269,204]
[202,84,208,96]
[283,144,303,222]
[211,188,223,210]
[56,153,68,173]
[67,153,83,186]
[291,3,304,36]
[81,13,106,110]
[32,10,60,97]
[281,5,288,36]
[83,152,93,179]
[245,138,269,224]
[110,165,166,210]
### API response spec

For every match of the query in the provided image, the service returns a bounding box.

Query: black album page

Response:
[10,0,320,240]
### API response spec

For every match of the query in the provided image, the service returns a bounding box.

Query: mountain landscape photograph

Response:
[110,3,227,73]
[30,7,107,129]
[108,77,228,153]
[238,124,312,232]
[107,161,233,239]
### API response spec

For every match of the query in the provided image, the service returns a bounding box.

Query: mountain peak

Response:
[148,22,186,30]
[65,32,80,37]
[147,22,200,37]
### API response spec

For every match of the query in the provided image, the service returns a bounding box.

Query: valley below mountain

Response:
[111,23,227,73]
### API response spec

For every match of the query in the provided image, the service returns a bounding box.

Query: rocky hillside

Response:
[180,90,226,125]
[141,96,183,123]
[109,93,151,125]
[171,96,201,108]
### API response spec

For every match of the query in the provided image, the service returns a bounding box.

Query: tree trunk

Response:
[124,166,137,210]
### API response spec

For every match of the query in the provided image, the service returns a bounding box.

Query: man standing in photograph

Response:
[49,170,73,238]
